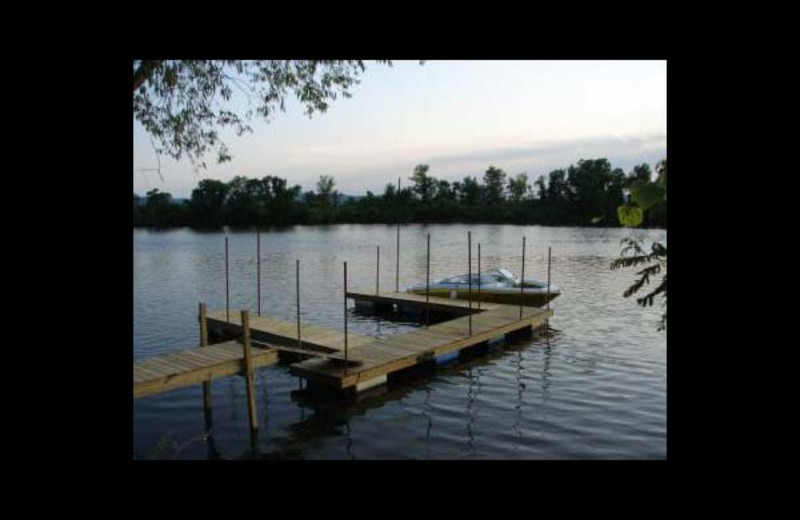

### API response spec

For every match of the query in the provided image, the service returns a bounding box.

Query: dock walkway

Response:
[206,310,371,353]
[291,292,552,391]
[133,340,279,399]
[135,292,551,398]
[134,312,371,399]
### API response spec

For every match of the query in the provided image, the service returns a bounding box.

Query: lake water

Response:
[133,224,667,459]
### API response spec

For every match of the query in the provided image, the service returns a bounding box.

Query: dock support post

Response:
[426,233,430,328]
[520,236,526,320]
[241,310,259,441]
[257,229,261,316]
[225,236,230,323]
[376,245,380,295]
[547,245,552,328]
[468,231,472,336]
[296,259,301,350]
[396,177,401,293]
[344,261,349,373]
[199,302,212,419]
[477,243,481,311]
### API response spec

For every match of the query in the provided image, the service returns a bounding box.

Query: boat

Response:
[406,267,560,307]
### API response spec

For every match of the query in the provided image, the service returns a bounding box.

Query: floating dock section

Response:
[134,340,279,399]
[291,291,551,392]
[134,292,551,398]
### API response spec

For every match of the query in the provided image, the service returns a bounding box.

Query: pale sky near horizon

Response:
[133,60,666,199]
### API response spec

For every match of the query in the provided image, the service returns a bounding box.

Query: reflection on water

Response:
[134,224,666,459]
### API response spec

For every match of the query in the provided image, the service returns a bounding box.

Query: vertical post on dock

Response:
[477,243,481,311]
[225,237,230,322]
[468,231,472,336]
[396,177,401,293]
[199,302,212,415]
[257,229,261,316]
[395,224,400,292]
[344,261,349,373]
[519,236,526,320]
[241,310,258,440]
[296,260,301,350]
[547,245,552,330]
[426,233,431,328]
[376,245,380,295]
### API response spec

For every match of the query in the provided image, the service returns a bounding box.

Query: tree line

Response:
[133,158,666,229]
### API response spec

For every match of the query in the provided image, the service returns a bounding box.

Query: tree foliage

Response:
[610,238,667,331]
[133,60,394,168]
[611,158,667,331]
[134,157,667,229]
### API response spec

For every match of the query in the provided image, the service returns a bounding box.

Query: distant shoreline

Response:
[133,221,667,231]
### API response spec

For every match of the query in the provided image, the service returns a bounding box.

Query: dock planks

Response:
[206,310,371,352]
[135,292,552,398]
[291,292,552,389]
[134,340,279,399]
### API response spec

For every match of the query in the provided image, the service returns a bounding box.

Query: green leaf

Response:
[629,181,665,211]
[618,205,644,227]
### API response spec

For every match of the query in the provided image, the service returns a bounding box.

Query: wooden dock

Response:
[134,340,279,399]
[134,292,551,398]
[206,310,372,353]
[134,310,372,399]
[290,292,552,391]
[134,230,557,447]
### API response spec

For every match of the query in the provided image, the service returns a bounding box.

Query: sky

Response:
[133,60,666,198]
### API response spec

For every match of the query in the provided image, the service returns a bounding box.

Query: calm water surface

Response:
[133,224,666,459]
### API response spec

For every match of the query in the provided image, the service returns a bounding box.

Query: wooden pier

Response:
[290,291,551,391]
[134,229,558,450]
[134,291,551,398]
[134,340,279,399]
[134,310,371,399]
[206,310,372,354]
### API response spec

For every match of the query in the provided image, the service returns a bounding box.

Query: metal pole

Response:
[296,259,301,350]
[257,229,261,316]
[344,261,348,372]
[477,243,481,311]
[396,224,400,292]
[520,236,526,320]
[376,245,380,295]
[468,231,472,336]
[396,176,401,292]
[225,237,230,323]
[426,233,430,328]
[547,245,552,311]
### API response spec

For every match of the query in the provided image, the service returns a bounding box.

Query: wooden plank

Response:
[134,350,279,398]
[160,352,214,370]
[136,357,182,376]
[183,348,233,365]
[133,364,163,383]
[155,353,207,372]
[204,344,250,360]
